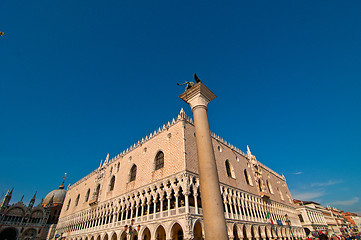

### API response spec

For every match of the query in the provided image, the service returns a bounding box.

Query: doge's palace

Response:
[55,107,306,240]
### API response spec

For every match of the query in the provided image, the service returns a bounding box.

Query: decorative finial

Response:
[247,145,251,156]
[59,173,67,189]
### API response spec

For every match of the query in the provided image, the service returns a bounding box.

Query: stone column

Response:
[179,82,228,240]
[194,192,199,214]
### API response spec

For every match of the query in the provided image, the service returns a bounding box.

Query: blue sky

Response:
[1,0,360,214]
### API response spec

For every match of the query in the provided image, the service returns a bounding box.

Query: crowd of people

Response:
[304,234,361,240]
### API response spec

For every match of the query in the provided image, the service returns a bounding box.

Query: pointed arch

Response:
[141,227,151,240]
[102,233,109,240]
[244,169,253,186]
[75,194,80,206]
[129,164,137,182]
[154,224,166,240]
[233,223,240,240]
[266,180,273,194]
[85,189,90,202]
[193,221,203,240]
[154,151,164,170]
[66,199,71,210]
[94,184,101,200]
[225,160,236,178]
[170,222,183,240]
[258,179,263,192]
[109,175,115,191]
[277,187,284,200]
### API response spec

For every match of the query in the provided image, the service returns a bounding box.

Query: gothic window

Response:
[129,165,137,182]
[277,187,284,200]
[155,151,164,170]
[66,199,71,210]
[225,160,235,178]
[258,179,263,192]
[85,189,90,202]
[75,194,80,206]
[109,175,115,191]
[117,163,120,172]
[244,169,253,186]
[94,184,101,200]
[266,180,274,194]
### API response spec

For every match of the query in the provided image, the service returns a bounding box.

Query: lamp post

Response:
[285,214,295,240]
[124,219,140,240]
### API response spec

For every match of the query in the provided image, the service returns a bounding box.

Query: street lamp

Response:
[285,214,295,240]
[124,219,140,240]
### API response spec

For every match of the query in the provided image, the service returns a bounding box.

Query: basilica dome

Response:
[42,182,67,206]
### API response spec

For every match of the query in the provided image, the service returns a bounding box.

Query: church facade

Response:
[55,109,306,240]
[0,181,66,240]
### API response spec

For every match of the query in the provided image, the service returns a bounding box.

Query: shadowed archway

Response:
[0,228,18,240]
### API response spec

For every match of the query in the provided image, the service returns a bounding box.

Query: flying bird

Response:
[0,32,4,36]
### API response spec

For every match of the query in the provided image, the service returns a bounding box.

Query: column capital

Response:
[179,82,217,110]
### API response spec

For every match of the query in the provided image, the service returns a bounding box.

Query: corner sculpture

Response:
[177,73,202,90]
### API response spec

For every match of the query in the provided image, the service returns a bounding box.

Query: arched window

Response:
[109,175,115,191]
[75,194,80,206]
[266,180,273,194]
[66,199,71,210]
[155,151,164,170]
[258,179,263,192]
[117,163,120,172]
[277,187,284,200]
[85,189,90,202]
[94,184,101,200]
[225,160,235,178]
[244,169,253,186]
[129,165,137,182]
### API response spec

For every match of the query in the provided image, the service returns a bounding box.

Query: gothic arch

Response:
[85,188,91,202]
[154,224,166,240]
[102,233,109,240]
[154,150,165,170]
[193,220,203,240]
[225,160,236,178]
[244,224,251,240]
[232,223,241,240]
[129,164,137,182]
[140,227,151,240]
[259,225,266,240]
[244,169,253,186]
[170,222,184,240]
[251,225,260,240]
[109,175,116,191]
[120,231,127,240]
